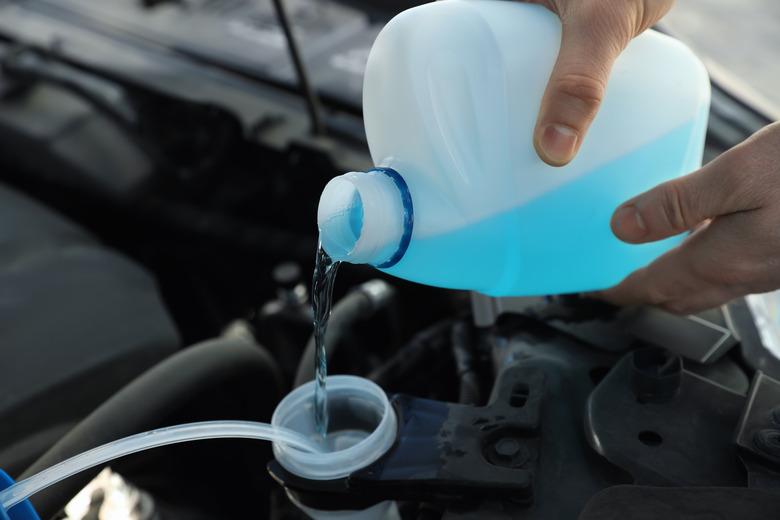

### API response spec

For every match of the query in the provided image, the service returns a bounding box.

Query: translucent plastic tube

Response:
[0,421,320,512]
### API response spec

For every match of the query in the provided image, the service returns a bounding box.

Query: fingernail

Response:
[540,124,578,165]
[613,205,647,240]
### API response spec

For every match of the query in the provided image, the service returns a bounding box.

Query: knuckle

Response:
[659,181,692,232]
[551,72,605,120]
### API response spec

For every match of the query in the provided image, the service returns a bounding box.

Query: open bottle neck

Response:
[317,168,413,267]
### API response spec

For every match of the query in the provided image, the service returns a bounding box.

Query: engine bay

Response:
[0,1,779,518]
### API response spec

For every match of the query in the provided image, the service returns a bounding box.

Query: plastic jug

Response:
[317,0,711,296]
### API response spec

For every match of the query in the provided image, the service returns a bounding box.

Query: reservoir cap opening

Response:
[271,376,397,481]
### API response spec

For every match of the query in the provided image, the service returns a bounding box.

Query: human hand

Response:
[601,122,780,314]
[527,0,674,166]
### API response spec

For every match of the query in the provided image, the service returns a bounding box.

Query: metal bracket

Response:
[269,367,545,511]
[585,348,746,486]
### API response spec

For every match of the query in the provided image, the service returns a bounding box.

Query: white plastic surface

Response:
[0,421,320,512]
[272,376,396,481]
[318,0,711,296]
[272,376,398,520]
[318,171,404,265]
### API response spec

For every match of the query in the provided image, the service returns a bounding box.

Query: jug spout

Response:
[317,168,413,267]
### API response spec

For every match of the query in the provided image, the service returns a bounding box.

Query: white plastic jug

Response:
[317,0,711,297]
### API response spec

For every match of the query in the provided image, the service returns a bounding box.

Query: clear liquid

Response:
[311,243,341,438]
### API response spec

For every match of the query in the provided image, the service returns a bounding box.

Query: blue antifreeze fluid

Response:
[316,0,711,297]
[383,116,706,296]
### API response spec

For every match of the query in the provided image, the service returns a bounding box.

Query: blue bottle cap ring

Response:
[370,167,414,269]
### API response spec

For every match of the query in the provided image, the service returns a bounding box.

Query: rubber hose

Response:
[21,337,283,519]
[369,319,454,388]
[294,280,395,388]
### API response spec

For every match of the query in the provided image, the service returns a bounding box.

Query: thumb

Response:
[534,12,629,166]
[611,153,754,244]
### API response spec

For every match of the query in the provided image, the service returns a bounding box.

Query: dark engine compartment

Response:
[0,1,778,518]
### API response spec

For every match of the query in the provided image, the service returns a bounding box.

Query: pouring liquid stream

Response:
[312,242,340,439]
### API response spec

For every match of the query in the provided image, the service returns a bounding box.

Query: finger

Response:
[611,151,759,244]
[534,8,630,166]
[604,213,754,309]
[602,219,723,307]
[601,247,698,308]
